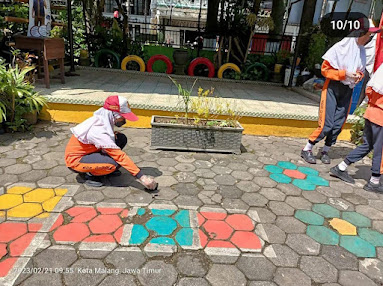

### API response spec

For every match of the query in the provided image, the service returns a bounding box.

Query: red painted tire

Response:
[187,57,215,78]
[147,55,173,74]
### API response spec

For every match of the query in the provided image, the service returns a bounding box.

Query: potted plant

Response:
[0,58,47,132]
[274,50,290,74]
[173,43,190,75]
[150,77,244,154]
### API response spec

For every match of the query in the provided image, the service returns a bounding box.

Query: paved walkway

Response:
[0,122,382,286]
[35,67,330,121]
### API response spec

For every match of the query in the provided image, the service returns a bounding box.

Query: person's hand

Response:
[139,175,158,190]
[355,71,363,84]
[346,71,359,83]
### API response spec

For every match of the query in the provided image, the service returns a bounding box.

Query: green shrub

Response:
[0,58,47,132]
[306,32,327,71]
[350,105,366,146]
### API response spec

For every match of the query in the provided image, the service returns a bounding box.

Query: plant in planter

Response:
[151,78,244,154]
[0,58,47,132]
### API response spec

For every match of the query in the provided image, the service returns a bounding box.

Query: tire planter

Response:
[121,55,146,72]
[217,63,241,79]
[94,49,121,69]
[245,62,269,81]
[151,116,244,154]
[188,57,215,78]
[147,55,173,74]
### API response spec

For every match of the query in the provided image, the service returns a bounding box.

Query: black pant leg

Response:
[115,133,127,149]
[345,119,374,164]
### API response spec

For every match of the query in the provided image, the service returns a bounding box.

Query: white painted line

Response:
[144,243,176,257]
[177,205,199,210]
[247,209,261,223]
[78,242,117,252]
[148,203,178,210]
[264,245,277,258]
[120,224,133,246]
[200,206,227,213]
[189,210,199,228]
[205,247,240,257]
[255,224,269,242]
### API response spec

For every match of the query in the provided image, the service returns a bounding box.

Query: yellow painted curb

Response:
[40,103,352,140]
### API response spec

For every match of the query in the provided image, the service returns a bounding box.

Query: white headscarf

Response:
[322,37,366,88]
[367,64,383,95]
[70,108,121,149]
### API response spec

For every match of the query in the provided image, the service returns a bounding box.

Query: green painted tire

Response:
[94,49,121,69]
[245,62,269,81]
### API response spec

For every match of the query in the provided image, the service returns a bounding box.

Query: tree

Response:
[297,0,317,58]
[270,0,285,35]
[206,0,220,34]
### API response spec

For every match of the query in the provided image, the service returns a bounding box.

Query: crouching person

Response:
[65,95,157,190]
[330,64,383,192]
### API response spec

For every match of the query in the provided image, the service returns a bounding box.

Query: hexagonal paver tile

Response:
[89,215,122,234]
[305,175,329,187]
[0,243,7,259]
[297,166,319,176]
[231,231,262,250]
[292,179,316,191]
[312,203,340,218]
[138,261,177,286]
[24,188,55,203]
[7,186,33,195]
[146,216,177,236]
[277,161,297,170]
[130,224,149,244]
[0,222,27,243]
[200,212,227,221]
[225,214,254,231]
[264,165,283,174]
[342,211,371,228]
[203,220,233,240]
[358,228,383,247]
[340,236,376,258]
[71,208,98,223]
[274,268,311,286]
[339,270,377,286]
[295,210,324,225]
[329,218,357,235]
[175,228,194,246]
[236,255,276,281]
[9,233,36,256]
[0,194,23,210]
[270,174,292,184]
[283,169,306,179]
[321,245,358,270]
[300,256,338,283]
[8,203,43,218]
[53,223,90,242]
[307,225,339,245]
[286,233,320,255]
[105,248,146,271]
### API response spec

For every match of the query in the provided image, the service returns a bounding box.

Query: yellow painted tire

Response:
[121,55,146,72]
[217,63,241,79]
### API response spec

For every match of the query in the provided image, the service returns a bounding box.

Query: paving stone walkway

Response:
[0,121,383,286]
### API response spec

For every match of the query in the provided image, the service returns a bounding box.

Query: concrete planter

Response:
[151,115,244,154]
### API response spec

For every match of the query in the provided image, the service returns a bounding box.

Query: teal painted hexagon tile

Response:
[150,237,175,245]
[297,166,319,176]
[312,204,340,218]
[265,165,283,174]
[129,224,149,245]
[175,210,191,228]
[307,225,339,245]
[358,228,383,247]
[341,212,372,228]
[137,208,146,216]
[151,209,176,216]
[306,175,329,187]
[295,210,325,225]
[175,228,194,246]
[270,173,292,184]
[340,236,376,258]
[146,216,177,236]
[293,179,316,191]
[277,161,297,170]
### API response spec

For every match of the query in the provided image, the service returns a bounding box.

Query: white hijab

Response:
[322,37,366,88]
[367,64,383,95]
[71,108,120,149]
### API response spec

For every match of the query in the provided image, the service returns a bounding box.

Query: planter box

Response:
[151,116,244,154]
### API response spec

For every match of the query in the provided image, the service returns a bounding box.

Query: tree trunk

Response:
[270,0,285,35]
[206,0,220,34]
[297,0,317,61]
[252,0,261,14]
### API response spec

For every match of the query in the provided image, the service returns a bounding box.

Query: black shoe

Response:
[330,166,355,184]
[363,181,383,193]
[301,150,316,164]
[320,152,331,164]
[108,170,122,177]
[84,173,104,187]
